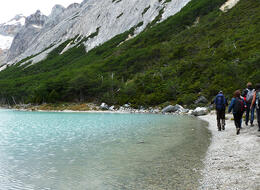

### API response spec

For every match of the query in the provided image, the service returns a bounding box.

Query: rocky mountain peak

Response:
[5,0,193,65]
[67,3,80,10]
[25,10,48,27]
[13,14,26,22]
[50,5,65,17]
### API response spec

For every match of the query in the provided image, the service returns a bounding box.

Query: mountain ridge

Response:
[3,0,191,66]
[0,0,259,107]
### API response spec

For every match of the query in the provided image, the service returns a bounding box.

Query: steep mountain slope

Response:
[0,0,259,107]
[0,14,25,64]
[5,0,191,65]
[7,10,48,61]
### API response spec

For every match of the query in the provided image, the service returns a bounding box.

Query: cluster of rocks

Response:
[161,104,208,116]
[99,103,160,114]
[99,102,209,116]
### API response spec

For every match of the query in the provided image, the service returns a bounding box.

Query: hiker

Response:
[213,91,228,131]
[242,82,255,126]
[250,83,260,131]
[228,90,246,135]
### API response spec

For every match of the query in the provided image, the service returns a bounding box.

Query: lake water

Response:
[0,109,210,190]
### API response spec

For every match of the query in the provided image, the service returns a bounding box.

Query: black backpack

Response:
[233,98,245,114]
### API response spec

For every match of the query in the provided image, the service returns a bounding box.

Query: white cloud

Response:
[0,0,83,23]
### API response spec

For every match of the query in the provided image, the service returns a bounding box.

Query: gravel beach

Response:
[199,112,260,190]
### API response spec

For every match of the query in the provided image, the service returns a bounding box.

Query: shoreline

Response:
[0,103,190,115]
[199,112,260,190]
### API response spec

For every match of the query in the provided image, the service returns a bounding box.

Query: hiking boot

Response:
[218,127,221,131]
[222,125,225,130]
[236,128,240,135]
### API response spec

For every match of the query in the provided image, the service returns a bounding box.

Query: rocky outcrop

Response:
[5,0,192,67]
[162,104,189,114]
[191,107,208,116]
[25,10,48,27]
[0,14,25,36]
[100,102,109,110]
[7,11,48,61]
[195,96,208,104]
[0,14,25,65]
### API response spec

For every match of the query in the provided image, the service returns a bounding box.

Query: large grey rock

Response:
[195,96,208,104]
[109,105,115,111]
[100,102,109,110]
[162,104,184,113]
[191,107,208,116]
[4,0,192,67]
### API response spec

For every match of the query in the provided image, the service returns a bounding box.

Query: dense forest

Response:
[0,0,259,107]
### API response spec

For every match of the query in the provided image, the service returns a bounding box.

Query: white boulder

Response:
[191,107,208,116]
[100,102,109,110]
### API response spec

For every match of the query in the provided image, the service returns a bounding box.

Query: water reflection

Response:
[0,110,210,189]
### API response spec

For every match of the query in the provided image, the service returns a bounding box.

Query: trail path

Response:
[199,113,260,190]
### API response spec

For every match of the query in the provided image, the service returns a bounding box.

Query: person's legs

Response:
[245,103,250,125]
[233,114,238,128]
[217,110,221,131]
[221,110,225,130]
[250,104,255,125]
[234,113,242,134]
[257,108,260,131]
[222,118,225,130]
[237,113,243,129]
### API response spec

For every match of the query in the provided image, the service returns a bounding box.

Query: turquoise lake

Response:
[0,109,210,190]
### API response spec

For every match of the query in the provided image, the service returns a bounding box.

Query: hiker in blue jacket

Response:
[213,91,228,131]
[228,90,246,135]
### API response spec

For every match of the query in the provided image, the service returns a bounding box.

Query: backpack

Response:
[256,91,260,109]
[215,94,225,110]
[233,98,245,114]
[246,89,255,103]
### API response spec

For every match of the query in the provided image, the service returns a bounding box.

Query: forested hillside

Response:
[0,0,259,107]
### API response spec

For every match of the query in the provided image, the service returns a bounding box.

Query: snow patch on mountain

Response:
[220,0,240,12]
[32,24,43,29]
[0,35,13,49]
[4,17,25,26]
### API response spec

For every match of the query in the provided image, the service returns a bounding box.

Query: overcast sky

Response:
[0,0,83,23]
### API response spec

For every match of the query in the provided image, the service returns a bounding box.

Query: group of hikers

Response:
[213,82,260,135]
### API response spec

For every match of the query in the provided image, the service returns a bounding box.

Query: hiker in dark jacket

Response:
[250,83,260,132]
[228,90,246,135]
[242,82,255,126]
[213,91,228,131]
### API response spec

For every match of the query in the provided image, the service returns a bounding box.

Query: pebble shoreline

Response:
[199,113,260,190]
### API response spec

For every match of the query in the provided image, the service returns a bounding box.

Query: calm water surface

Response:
[0,109,210,190]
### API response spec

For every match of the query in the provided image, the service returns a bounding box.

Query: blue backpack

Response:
[215,94,226,110]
